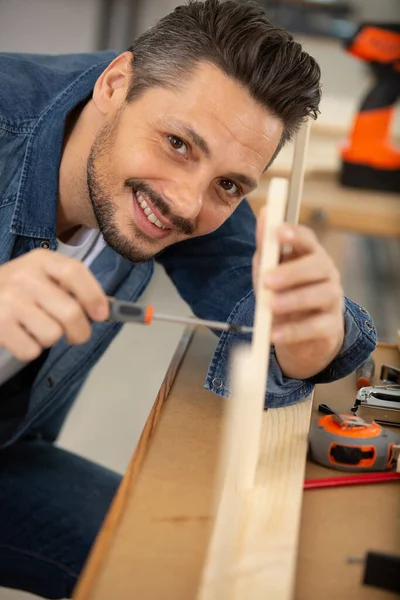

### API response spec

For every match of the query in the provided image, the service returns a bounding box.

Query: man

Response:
[0,0,376,597]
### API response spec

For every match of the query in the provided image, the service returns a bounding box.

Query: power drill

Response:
[340,23,400,193]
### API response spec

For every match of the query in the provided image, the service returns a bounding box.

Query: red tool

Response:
[304,471,400,490]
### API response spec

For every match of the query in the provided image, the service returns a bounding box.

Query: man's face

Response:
[88,62,283,263]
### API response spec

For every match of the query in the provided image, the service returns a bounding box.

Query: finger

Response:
[276,224,319,256]
[271,312,338,345]
[16,302,64,348]
[265,252,333,291]
[271,281,342,316]
[0,324,42,361]
[31,281,93,345]
[33,250,109,321]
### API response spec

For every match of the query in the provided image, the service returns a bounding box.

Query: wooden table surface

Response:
[249,171,400,238]
[74,330,400,600]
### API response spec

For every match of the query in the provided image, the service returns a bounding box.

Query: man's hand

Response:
[0,249,110,361]
[252,208,344,379]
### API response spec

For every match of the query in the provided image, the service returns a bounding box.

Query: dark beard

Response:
[86,117,160,264]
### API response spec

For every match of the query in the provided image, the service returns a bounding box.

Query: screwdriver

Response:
[107,298,253,335]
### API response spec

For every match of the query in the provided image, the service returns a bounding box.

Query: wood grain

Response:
[286,120,311,225]
[73,327,194,600]
[250,177,288,473]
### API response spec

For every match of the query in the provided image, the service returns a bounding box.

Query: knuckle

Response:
[29,248,47,263]
[332,266,341,284]
[17,344,42,361]
[69,324,91,345]
[9,269,27,287]
[63,303,84,327]
[333,282,343,300]
[314,318,326,336]
[0,309,12,329]
[63,261,79,280]
[41,323,63,347]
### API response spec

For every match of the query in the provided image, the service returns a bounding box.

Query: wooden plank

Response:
[198,352,313,599]
[73,327,194,600]
[250,177,288,470]
[286,121,311,225]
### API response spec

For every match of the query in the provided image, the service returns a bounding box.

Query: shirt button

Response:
[40,240,50,249]
[365,321,373,330]
[46,377,55,388]
[360,308,368,315]
[212,377,223,389]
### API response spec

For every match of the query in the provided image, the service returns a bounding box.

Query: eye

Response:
[168,135,188,155]
[218,179,241,197]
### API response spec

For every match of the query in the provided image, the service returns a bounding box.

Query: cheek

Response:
[115,134,170,181]
[196,199,236,236]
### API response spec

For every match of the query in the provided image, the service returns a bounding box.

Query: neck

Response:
[57,99,100,239]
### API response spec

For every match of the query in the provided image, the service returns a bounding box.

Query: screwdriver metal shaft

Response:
[108,298,253,335]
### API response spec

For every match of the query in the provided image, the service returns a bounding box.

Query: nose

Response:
[162,175,205,222]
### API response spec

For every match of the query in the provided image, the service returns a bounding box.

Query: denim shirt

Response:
[0,51,377,447]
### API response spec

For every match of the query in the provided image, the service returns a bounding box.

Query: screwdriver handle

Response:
[108,298,154,324]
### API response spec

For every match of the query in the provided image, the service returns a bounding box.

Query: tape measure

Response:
[309,413,400,472]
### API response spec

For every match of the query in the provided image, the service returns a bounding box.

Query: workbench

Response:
[75,329,400,600]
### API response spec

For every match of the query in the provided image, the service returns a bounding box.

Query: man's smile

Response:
[132,190,173,240]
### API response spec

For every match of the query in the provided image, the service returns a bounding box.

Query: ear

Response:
[92,51,133,115]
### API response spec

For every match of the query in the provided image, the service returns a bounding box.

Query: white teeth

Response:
[137,192,148,209]
[136,191,168,230]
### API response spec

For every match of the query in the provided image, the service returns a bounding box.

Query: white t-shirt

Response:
[0,227,106,387]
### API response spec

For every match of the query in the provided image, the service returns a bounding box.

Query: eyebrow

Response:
[164,118,211,158]
[163,118,258,191]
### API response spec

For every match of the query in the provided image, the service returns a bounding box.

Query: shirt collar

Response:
[11,58,113,241]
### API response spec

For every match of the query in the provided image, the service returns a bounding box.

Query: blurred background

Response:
[0,1,398,598]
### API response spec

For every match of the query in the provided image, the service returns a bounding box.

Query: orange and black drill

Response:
[340,23,400,193]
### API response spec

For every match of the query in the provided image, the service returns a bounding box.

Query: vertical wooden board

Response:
[235,398,313,599]
[286,120,311,225]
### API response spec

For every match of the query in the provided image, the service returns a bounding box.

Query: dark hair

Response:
[127,0,321,151]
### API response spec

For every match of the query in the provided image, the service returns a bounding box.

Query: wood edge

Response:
[73,326,195,600]
[286,120,311,225]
